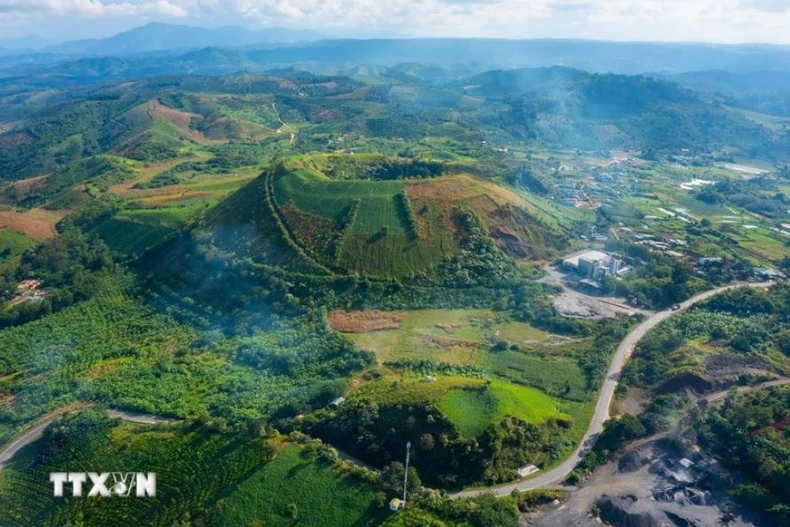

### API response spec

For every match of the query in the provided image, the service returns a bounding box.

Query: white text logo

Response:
[50,472,156,497]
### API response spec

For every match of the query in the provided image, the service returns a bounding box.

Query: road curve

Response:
[0,420,53,470]
[0,409,182,471]
[451,281,776,498]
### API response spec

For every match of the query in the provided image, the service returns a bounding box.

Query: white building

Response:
[562,250,624,282]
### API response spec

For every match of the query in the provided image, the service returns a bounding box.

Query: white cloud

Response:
[0,0,789,43]
[0,0,189,17]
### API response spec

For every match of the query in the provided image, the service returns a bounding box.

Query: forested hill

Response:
[468,69,775,154]
[663,69,790,117]
[1,68,788,186]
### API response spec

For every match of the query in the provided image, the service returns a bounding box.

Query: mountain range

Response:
[0,23,324,57]
[3,32,790,84]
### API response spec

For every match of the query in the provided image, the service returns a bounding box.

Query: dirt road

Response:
[705,378,790,403]
[105,410,182,425]
[451,281,776,498]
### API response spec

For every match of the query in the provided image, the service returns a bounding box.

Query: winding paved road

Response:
[0,420,54,470]
[0,283,780,485]
[451,281,776,498]
[0,409,182,472]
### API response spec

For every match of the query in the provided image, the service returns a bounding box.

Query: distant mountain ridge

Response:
[5,36,790,82]
[39,23,325,56]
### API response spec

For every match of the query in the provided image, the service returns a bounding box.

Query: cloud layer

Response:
[0,0,788,43]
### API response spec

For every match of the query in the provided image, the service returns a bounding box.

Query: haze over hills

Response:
[0,23,324,59]
[4,27,790,81]
[40,23,325,56]
[0,35,59,52]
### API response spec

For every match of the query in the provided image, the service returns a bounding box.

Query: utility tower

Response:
[402,441,411,509]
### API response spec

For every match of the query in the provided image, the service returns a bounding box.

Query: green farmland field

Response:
[439,380,569,437]
[94,218,174,255]
[273,169,405,232]
[209,445,389,527]
[272,169,455,276]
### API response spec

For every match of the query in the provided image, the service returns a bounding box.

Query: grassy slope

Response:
[93,218,174,255]
[439,380,568,438]
[0,413,388,527]
[274,169,405,229]
[209,445,389,527]
[272,168,455,277]
[0,230,36,272]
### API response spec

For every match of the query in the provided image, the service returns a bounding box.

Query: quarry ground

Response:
[524,438,765,527]
[540,265,648,319]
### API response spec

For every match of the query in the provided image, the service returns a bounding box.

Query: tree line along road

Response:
[450,281,777,499]
[0,408,182,472]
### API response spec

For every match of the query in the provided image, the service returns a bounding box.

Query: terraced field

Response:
[273,169,405,231]
[272,168,456,277]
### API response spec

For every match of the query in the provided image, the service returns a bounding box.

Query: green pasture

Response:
[439,379,569,437]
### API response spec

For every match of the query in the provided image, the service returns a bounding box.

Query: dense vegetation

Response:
[696,387,790,525]
[0,60,789,526]
[0,232,114,328]
[622,285,790,391]
[0,410,391,527]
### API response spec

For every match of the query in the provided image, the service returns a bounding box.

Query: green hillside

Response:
[0,410,388,527]
[273,169,405,232]
[1,155,138,208]
[202,158,567,278]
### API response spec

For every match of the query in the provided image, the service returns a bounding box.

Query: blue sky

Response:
[0,0,788,44]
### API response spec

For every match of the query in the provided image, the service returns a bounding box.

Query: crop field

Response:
[337,231,451,277]
[209,445,388,527]
[405,175,567,260]
[107,154,212,196]
[272,168,457,276]
[93,218,174,255]
[267,165,568,276]
[274,169,405,231]
[118,207,198,229]
[729,227,789,263]
[336,309,556,365]
[439,379,569,437]
[127,172,258,209]
[484,350,590,401]
[0,208,68,240]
